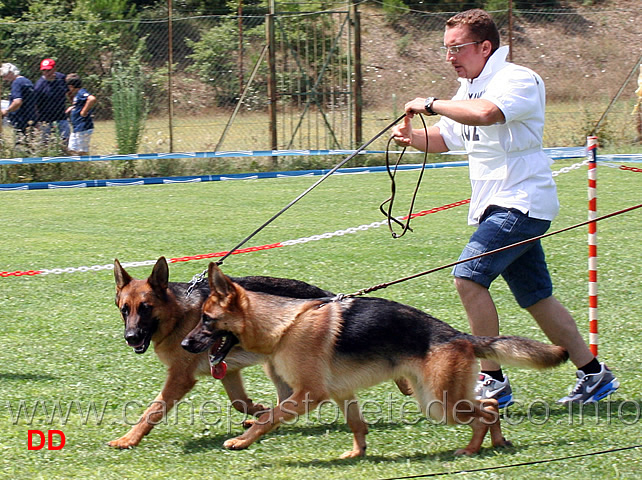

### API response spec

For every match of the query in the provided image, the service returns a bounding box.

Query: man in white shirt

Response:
[392,9,618,405]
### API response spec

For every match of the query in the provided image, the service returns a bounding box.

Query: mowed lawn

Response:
[0,159,640,479]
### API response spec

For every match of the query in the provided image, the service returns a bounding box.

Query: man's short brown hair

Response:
[446,9,500,53]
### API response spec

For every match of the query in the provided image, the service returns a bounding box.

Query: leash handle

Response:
[379,114,429,238]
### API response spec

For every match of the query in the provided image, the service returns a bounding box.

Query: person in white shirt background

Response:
[391,8,618,406]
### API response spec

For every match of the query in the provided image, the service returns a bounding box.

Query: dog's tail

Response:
[469,335,569,369]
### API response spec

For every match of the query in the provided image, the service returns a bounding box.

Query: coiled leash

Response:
[186,113,409,296]
[379,113,429,238]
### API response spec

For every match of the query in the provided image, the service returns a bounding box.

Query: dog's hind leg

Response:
[484,400,511,449]
[454,400,509,455]
[265,361,293,405]
[336,394,368,458]
[418,341,509,455]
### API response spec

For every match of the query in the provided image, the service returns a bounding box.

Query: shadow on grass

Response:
[0,371,57,381]
[181,420,410,454]
[503,398,642,425]
[180,398,641,462]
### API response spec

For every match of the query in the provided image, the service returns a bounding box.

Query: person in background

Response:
[0,62,37,153]
[65,73,97,156]
[391,9,619,405]
[34,58,70,151]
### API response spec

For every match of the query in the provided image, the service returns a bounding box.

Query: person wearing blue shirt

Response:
[34,58,70,150]
[65,73,97,156]
[0,62,37,152]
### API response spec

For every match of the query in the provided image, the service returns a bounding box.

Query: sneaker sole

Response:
[587,382,620,403]
[497,394,514,409]
[558,381,620,404]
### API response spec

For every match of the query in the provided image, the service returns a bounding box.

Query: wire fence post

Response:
[587,135,598,356]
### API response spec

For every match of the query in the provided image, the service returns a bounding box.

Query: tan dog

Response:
[109,257,334,448]
[182,263,569,458]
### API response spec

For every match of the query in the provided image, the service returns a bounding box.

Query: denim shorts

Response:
[452,205,553,308]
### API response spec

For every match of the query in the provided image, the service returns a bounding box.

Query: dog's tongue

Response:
[211,360,227,379]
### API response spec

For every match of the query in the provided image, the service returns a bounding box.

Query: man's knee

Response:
[454,276,478,294]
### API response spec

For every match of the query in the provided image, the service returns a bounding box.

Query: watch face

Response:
[425,97,436,114]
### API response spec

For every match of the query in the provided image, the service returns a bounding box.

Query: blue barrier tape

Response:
[1,147,640,192]
[0,149,386,166]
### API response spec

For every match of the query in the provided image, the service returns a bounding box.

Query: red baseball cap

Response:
[40,58,56,70]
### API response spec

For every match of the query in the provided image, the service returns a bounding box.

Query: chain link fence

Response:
[0,2,640,183]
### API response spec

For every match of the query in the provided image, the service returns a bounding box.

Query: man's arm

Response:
[405,97,505,126]
[1,98,23,117]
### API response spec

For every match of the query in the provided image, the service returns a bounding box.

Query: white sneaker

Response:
[475,373,514,408]
[558,363,619,404]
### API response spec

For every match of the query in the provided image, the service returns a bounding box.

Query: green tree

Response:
[110,42,149,154]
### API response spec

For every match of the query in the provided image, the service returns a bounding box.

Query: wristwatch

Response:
[424,97,438,115]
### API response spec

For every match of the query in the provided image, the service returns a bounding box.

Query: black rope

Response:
[186,113,407,295]
[379,114,429,238]
[349,203,642,298]
[215,113,407,267]
[378,444,642,480]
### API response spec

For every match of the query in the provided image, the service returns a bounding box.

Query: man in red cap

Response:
[34,58,70,152]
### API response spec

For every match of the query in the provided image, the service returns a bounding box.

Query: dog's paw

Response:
[493,437,513,449]
[241,418,256,429]
[454,447,478,456]
[246,403,270,417]
[223,436,251,450]
[339,448,366,459]
[107,437,137,449]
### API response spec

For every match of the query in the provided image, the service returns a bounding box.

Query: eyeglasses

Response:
[441,41,480,55]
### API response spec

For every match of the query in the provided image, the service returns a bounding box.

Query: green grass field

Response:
[1,160,641,479]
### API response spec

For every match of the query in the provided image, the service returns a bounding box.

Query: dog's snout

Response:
[125,329,143,344]
[181,336,195,351]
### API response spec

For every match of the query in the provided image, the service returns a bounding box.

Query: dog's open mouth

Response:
[127,333,153,354]
[208,333,239,379]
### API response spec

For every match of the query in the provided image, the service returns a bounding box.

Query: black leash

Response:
[347,203,642,298]
[379,114,429,238]
[186,113,408,296]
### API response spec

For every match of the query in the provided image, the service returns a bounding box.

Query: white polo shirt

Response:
[435,46,560,225]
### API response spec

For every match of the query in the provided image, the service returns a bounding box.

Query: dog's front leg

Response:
[221,369,270,417]
[223,390,323,451]
[108,366,197,449]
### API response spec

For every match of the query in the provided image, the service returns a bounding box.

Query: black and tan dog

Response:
[182,263,569,458]
[109,256,334,449]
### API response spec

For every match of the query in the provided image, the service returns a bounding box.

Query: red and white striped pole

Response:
[587,136,598,356]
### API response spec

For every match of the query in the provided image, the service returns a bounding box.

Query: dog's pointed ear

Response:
[114,259,133,290]
[149,256,169,293]
[208,262,234,299]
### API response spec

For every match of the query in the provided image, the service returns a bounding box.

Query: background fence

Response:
[0,0,640,183]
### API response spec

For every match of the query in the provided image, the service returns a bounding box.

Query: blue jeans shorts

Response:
[452,205,553,308]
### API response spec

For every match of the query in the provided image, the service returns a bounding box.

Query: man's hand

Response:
[391,115,414,147]
[404,97,428,117]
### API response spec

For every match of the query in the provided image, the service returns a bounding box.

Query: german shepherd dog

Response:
[182,263,569,458]
[109,256,335,449]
